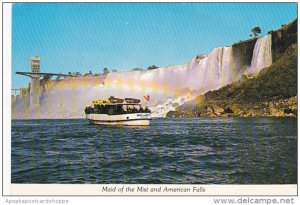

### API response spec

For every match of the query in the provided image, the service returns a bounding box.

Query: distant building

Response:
[31,56,40,73]
[30,56,40,107]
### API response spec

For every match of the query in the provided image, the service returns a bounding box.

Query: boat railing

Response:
[85,106,151,115]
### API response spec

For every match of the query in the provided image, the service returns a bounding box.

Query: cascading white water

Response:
[185,46,236,93]
[13,34,272,119]
[246,34,272,76]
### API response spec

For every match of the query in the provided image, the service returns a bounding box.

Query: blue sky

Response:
[12,3,297,89]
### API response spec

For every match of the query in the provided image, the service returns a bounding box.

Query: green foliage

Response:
[103,68,109,75]
[250,26,262,37]
[40,74,51,84]
[43,74,51,81]
[147,65,158,70]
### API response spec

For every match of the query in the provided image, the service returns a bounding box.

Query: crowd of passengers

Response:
[85,104,151,115]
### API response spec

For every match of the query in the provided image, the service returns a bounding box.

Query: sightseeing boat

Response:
[84,96,151,126]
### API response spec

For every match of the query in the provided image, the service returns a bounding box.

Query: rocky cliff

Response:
[271,19,297,62]
[167,19,297,118]
[12,21,275,119]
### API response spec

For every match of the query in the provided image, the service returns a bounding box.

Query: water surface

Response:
[11,117,297,184]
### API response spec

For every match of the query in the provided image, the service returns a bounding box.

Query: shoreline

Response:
[11,115,297,120]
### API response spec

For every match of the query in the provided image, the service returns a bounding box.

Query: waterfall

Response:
[12,34,273,119]
[186,46,236,93]
[101,46,236,104]
[247,34,272,76]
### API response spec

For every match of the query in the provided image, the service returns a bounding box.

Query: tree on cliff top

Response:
[147,65,158,70]
[249,27,262,38]
[103,67,110,75]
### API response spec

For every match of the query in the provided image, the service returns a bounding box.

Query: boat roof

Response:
[92,98,141,105]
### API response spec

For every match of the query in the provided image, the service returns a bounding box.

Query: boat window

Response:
[133,105,138,113]
[127,105,133,113]
[88,103,150,115]
[95,105,101,114]
[116,105,124,114]
[139,105,144,113]
[108,107,114,115]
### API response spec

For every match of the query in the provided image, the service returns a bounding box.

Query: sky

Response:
[12,3,297,89]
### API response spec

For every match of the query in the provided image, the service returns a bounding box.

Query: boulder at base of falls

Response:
[167,96,297,118]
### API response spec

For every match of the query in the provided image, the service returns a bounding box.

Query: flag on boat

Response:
[143,95,150,101]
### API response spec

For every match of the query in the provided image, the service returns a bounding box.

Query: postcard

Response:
[3,1,298,200]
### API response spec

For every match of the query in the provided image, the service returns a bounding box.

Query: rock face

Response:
[166,96,297,118]
[167,19,298,119]
[272,19,297,62]
[232,38,257,72]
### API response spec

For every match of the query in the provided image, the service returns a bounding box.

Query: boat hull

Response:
[86,113,151,126]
